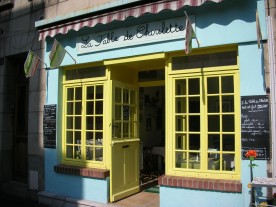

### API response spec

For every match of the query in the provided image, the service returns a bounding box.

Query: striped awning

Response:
[38,0,225,40]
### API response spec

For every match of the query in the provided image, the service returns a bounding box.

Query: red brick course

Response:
[158,175,242,193]
[54,164,110,179]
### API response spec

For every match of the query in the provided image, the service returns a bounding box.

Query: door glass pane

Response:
[207,77,219,94]
[75,131,81,144]
[66,146,73,158]
[115,87,121,103]
[67,102,73,115]
[95,101,103,114]
[87,101,94,115]
[96,116,103,130]
[67,117,73,129]
[66,131,73,144]
[86,117,94,130]
[75,117,81,129]
[208,134,220,151]
[75,102,82,115]
[115,105,121,120]
[123,89,129,103]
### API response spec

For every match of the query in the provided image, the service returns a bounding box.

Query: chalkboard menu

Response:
[241,95,270,160]
[43,104,57,148]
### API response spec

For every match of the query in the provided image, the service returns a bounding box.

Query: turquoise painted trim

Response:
[46,69,59,105]
[239,43,266,96]
[35,0,144,28]
[160,186,243,207]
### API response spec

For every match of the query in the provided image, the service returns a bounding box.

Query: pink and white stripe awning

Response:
[38,0,225,40]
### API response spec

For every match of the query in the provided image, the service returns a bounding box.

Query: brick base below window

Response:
[54,164,110,179]
[158,175,242,193]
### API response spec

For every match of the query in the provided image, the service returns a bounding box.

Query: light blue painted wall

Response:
[43,0,268,205]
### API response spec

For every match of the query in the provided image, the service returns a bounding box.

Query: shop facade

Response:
[36,0,270,206]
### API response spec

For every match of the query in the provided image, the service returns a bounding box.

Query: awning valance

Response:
[37,0,225,40]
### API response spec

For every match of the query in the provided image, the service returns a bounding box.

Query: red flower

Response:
[245,149,257,158]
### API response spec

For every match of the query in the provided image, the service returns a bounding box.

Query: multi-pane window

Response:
[170,49,239,177]
[64,84,104,163]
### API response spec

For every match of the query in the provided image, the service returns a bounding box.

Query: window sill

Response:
[158,175,242,193]
[54,164,109,179]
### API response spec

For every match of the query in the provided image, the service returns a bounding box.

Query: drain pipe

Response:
[267,15,276,192]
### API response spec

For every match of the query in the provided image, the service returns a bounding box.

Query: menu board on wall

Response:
[241,95,270,160]
[43,104,56,149]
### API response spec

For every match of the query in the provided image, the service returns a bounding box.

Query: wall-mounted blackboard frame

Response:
[43,104,57,149]
[241,95,270,160]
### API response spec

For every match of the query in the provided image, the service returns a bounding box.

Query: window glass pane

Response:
[208,158,220,170]
[75,116,81,129]
[188,78,199,95]
[222,154,235,171]
[86,132,93,142]
[172,51,237,70]
[95,101,103,114]
[75,87,82,100]
[222,115,234,132]
[75,102,82,115]
[87,86,94,99]
[75,131,81,144]
[75,146,81,159]
[176,115,187,131]
[189,134,200,150]
[207,77,219,94]
[222,76,234,93]
[175,152,187,168]
[208,134,220,151]
[208,115,220,132]
[86,117,94,130]
[66,146,73,158]
[96,85,103,99]
[96,116,103,130]
[67,102,73,115]
[66,131,73,144]
[65,66,106,81]
[222,134,235,151]
[189,97,200,113]
[67,117,73,129]
[175,134,187,150]
[96,148,103,161]
[86,147,93,160]
[189,115,200,132]
[86,101,94,115]
[67,88,74,100]
[176,97,186,113]
[208,96,219,113]
[222,96,234,112]
[176,80,186,95]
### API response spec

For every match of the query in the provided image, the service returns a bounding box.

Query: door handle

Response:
[122,145,129,148]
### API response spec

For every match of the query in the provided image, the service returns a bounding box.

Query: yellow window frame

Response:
[166,47,241,180]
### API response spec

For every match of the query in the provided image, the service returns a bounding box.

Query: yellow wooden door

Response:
[110,81,140,202]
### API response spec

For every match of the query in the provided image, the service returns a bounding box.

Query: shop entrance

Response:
[108,54,165,202]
